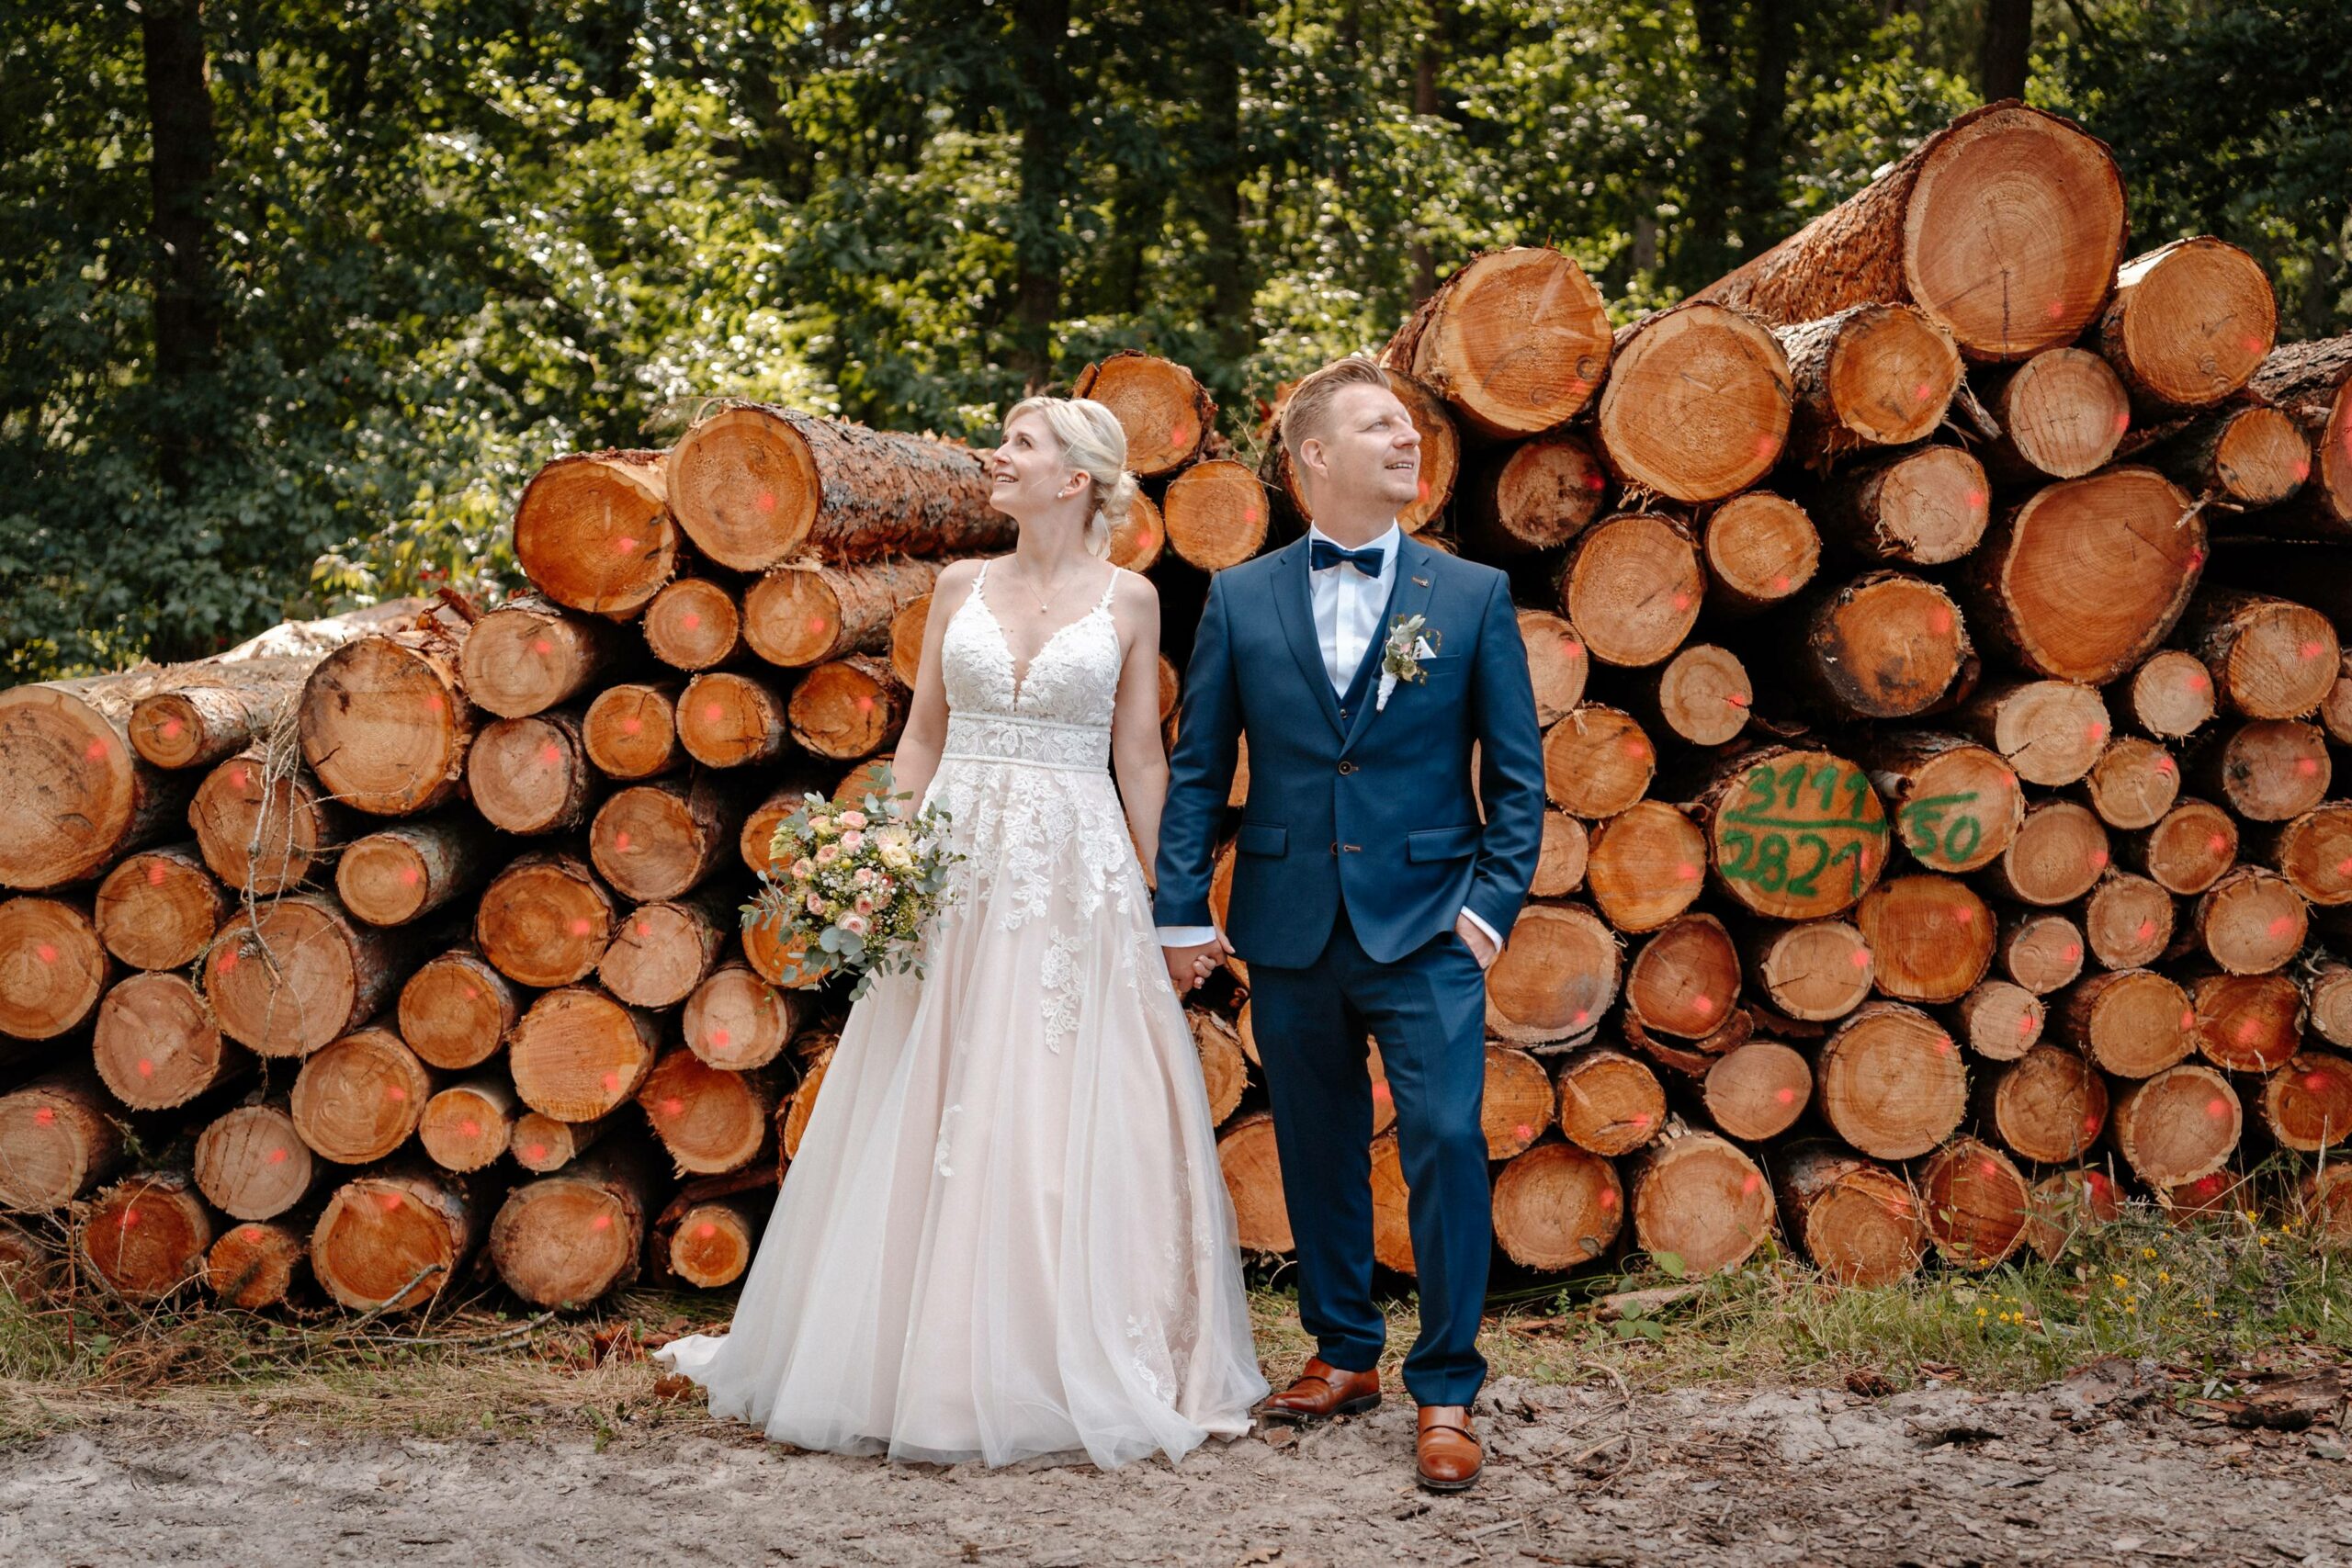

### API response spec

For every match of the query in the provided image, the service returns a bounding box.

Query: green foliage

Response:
[4,0,2343,678]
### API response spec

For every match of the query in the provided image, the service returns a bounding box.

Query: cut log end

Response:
[1392,246,1612,439]
[1702,492,1819,613]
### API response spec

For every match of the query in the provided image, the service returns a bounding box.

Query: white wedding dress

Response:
[653,563,1268,1467]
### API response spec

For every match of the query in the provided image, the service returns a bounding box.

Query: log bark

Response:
[0,1069,128,1210]
[2078,868,2175,969]
[1074,351,1216,477]
[508,986,662,1122]
[642,577,744,671]
[1815,446,1989,565]
[1582,800,1707,933]
[666,404,1009,571]
[1964,468,2202,685]
[1693,746,1892,919]
[2053,968,2195,1078]
[683,961,805,1071]
[0,897,109,1041]
[2109,1063,2241,1188]
[679,671,790,768]
[2078,736,2179,830]
[78,1169,212,1302]
[1979,348,2132,481]
[1692,102,2126,363]
[418,1077,519,1174]
[398,947,524,1072]
[2189,864,2307,974]
[1629,1132,1775,1276]
[1703,1039,1812,1142]
[1559,513,1705,668]
[1741,918,1873,1021]
[2311,964,2352,1051]
[1853,874,1993,1003]
[475,850,617,989]
[1623,913,1742,1040]
[335,815,495,926]
[590,774,737,902]
[202,894,408,1058]
[1595,302,1792,502]
[92,970,242,1111]
[459,594,628,719]
[309,1163,484,1313]
[581,681,683,781]
[1996,908,2085,994]
[1462,433,1607,557]
[188,750,342,896]
[779,1045,834,1158]
[2119,649,2216,740]
[1953,678,2110,787]
[1948,977,2045,1061]
[1554,1046,1665,1156]
[1383,246,1612,439]
[93,843,229,971]
[1483,901,1620,1046]
[1699,491,1818,614]
[1490,1142,1623,1271]
[742,558,943,669]
[2190,717,2329,822]
[1916,1136,2030,1269]
[1773,1142,1925,1286]
[2094,237,2276,415]
[297,613,478,818]
[598,890,732,1010]
[639,1049,778,1176]
[2258,1052,2352,1153]
[1815,1001,1967,1159]
[192,1102,319,1221]
[1541,706,1654,819]
[1793,570,1970,719]
[1979,1044,2108,1165]
[786,655,909,761]
[1776,304,1963,471]
[290,1023,435,1165]
[2189,971,2303,1073]
[512,449,678,616]
[2123,797,2238,895]
[1861,732,2024,874]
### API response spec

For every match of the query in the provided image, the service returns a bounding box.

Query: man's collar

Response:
[1306,521,1402,568]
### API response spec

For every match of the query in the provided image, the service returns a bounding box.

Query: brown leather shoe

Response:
[1258,1357,1382,1424]
[1416,1404,1483,1492]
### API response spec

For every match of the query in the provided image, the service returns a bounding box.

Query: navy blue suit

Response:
[1155,532,1545,1404]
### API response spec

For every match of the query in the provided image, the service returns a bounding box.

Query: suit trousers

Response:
[1246,902,1491,1405]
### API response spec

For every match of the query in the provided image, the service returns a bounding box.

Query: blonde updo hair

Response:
[1005,396,1138,558]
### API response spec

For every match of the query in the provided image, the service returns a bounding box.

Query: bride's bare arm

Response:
[888,558,981,816]
[1108,573,1171,877]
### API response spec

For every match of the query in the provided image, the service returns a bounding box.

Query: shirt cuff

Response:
[1458,906,1504,951]
[1157,925,1221,949]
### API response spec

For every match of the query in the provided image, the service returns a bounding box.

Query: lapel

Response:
[1271,539,1345,739]
[1341,534,1442,754]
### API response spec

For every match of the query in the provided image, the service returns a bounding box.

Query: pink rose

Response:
[840,809,868,830]
[841,829,865,852]
[815,842,839,864]
[792,858,815,879]
[804,893,827,915]
[854,895,875,916]
[841,913,869,937]
[854,866,876,886]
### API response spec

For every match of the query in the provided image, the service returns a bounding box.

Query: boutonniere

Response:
[1376,614,1440,711]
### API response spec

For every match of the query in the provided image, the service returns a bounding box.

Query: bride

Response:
[653,396,1269,1467]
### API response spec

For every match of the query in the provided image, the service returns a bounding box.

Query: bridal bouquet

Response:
[742,770,961,998]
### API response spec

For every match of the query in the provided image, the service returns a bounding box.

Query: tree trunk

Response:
[2189,717,2329,822]
[786,655,909,761]
[2257,1052,2352,1153]
[1776,304,1962,471]
[1531,809,1589,898]
[2151,402,2311,508]
[2079,869,2175,969]
[335,815,494,927]
[1073,353,1216,478]
[1595,303,1792,502]
[1773,1142,1924,1286]
[1853,873,1994,1002]
[1216,1112,1291,1255]
[1382,247,1612,439]
[743,558,944,669]
[2188,971,2302,1073]
[468,707,599,837]
[642,577,744,671]
[1979,347,2132,483]
[660,1189,771,1288]
[1490,1142,1623,1271]
[2094,238,2276,415]
[1916,1135,2030,1269]
[475,850,618,989]
[397,947,523,1072]
[459,594,628,719]
[2252,802,2352,907]
[487,1141,660,1307]
[1815,1000,1968,1159]
[665,405,1010,571]
[1692,103,2125,363]
[1815,446,1989,566]
[93,843,229,971]
[2240,335,2352,536]
[510,1111,613,1174]
[1517,609,1589,728]
[140,0,221,499]
[205,1217,311,1308]
[1634,644,1751,748]
[2020,1167,2122,1260]
[511,449,678,617]
[1188,1010,1250,1127]
[1582,800,1707,934]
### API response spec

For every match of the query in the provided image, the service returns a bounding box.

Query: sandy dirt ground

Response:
[5,1361,2349,1567]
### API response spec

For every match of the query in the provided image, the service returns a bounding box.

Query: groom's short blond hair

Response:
[1279,355,1391,466]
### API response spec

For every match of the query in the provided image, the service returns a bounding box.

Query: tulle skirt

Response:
[651,756,1268,1467]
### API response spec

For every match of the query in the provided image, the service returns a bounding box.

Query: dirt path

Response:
[4,1364,2347,1566]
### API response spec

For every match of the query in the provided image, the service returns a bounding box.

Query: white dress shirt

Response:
[1158,524,1503,957]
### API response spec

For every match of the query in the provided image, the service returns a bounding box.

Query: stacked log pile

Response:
[6,100,2352,1319]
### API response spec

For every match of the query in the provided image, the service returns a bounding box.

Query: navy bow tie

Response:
[1310,539,1385,575]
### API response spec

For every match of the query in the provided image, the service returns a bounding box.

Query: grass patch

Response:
[3,1180,2346,1446]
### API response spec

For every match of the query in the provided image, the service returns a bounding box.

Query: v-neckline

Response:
[968,573,1110,709]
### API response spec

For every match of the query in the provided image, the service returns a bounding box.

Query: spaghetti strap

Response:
[1093,568,1121,614]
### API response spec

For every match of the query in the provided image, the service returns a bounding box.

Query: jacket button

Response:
[1329,841,1340,856]
[1338,760,1357,775]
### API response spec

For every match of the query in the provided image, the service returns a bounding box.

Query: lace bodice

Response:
[937,564,1125,772]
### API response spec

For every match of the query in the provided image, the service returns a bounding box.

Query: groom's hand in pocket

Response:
[1455,913,1499,971]
[1162,935,1230,993]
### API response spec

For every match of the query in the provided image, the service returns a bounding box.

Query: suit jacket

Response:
[1153,532,1546,967]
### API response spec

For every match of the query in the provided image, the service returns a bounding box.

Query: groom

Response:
[1155,355,1545,1494]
